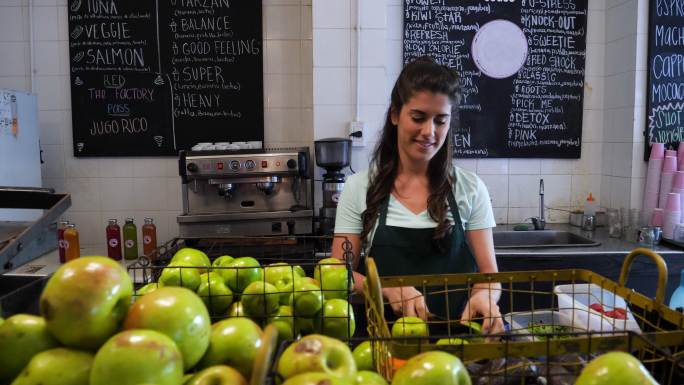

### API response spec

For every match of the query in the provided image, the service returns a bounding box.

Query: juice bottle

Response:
[142,217,157,256]
[63,224,80,262]
[106,219,122,261]
[57,220,69,263]
[123,218,138,260]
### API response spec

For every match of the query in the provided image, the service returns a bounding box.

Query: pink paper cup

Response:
[667,192,682,212]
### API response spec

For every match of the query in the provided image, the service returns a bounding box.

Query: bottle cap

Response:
[125,218,134,223]
[108,219,118,225]
[66,223,76,228]
[59,220,69,225]
[144,217,154,224]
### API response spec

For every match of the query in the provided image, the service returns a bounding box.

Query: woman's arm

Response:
[330,233,365,294]
[462,227,504,334]
[330,233,430,320]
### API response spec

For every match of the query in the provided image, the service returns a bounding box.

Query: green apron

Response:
[364,190,478,332]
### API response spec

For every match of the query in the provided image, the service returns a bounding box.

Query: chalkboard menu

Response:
[645,1,684,159]
[68,0,263,157]
[404,0,587,158]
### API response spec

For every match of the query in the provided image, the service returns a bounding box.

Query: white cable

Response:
[28,0,35,93]
[354,0,361,122]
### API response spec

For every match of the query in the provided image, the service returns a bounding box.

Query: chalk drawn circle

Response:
[471,19,528,79]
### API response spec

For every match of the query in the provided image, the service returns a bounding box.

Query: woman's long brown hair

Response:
[361,56,462,244]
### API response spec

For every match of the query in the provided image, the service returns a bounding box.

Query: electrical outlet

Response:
[349,121,365,147]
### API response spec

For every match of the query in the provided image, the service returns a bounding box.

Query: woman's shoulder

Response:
[343,169,371,193]
[452,166,485,191]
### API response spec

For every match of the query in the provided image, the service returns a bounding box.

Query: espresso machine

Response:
[314,138,352,236]
[177,148,313,237]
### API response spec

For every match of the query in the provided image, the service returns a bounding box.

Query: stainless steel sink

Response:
[493,230,601,248]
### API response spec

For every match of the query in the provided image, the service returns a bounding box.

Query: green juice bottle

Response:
[123,218,138,260]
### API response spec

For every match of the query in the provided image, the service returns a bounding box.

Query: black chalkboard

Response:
[68,0,263,157]
[645,1,684,160]
[403,0,587,158]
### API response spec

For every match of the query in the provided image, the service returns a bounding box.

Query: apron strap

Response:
[447,190,463,229]
[377,196,391,227]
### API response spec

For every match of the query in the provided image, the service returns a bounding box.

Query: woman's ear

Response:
[390,106,400,126]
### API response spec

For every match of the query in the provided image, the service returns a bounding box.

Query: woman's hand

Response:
[460,290,504,335]
[382,286,429,320]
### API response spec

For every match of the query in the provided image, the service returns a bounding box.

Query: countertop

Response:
[493,223,684,257]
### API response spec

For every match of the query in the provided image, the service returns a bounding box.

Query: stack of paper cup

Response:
[673,171,684,222]
[678,142,684,170]
[643,144,665,224]
[667,149,678,158]
[659,156,678,209]
[664,192,682,239]
[651,208,665,227]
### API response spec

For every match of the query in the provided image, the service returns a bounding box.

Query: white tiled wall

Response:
[312,0,608,225]
[0,0,313,249]
[600,0,648,212]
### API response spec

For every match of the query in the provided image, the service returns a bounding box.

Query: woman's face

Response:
[391,91,451,165]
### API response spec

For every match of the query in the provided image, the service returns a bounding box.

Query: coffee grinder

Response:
[314,138,352,236]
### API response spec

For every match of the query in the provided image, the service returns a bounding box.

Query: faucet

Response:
[531,179,546,230]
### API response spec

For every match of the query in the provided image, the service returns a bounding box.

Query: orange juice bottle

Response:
[57,220,69,263]
[142,217,157,256]
[63,224,80,261]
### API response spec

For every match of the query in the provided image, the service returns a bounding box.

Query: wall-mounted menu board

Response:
[68,0,263,157]
[404,0,587,158]
[645,1,684,159]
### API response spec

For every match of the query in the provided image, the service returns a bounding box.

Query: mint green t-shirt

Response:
[334,167,496,247]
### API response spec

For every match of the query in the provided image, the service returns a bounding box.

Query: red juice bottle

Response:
[106,219,122,261]
[57,220,69,263]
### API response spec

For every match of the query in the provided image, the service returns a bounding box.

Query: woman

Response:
[330,56,503,335]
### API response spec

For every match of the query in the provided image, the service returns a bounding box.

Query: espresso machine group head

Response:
[177,148,313,237]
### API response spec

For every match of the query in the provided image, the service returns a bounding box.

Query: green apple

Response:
[276,277,301,306]
[171,247,211,273]
[436,338,469,346]
[391,351,470,385]
[268,305,295,344]
[135,282,162,297]
[198,317,263,379]
[90,329,184,385]
[293,265,306,278]
[352,341,374,372]
[295,316,318,336]
[355,371,387,385]
[0,314,59,382]
[0,316,4,326]
[227,301,245,317]
[183,373,194,384]
[197,272,233,315]
[575,351,658,385]
[159,261,202,291]
[391,316,428,338]
[10,348,93,385]
[123,287,211,370]
[303,277,320,287]
[282,372,354,385]
[390,316,429,359]
[277,334,356,380]
[40,256,133,349]
[314,258,349,300]
[223,257,263,293]
[186,365,248,385]
[242,281,280,318]
[212,255,235,268]
[264,262,299,286]
[315,299,355,339]
[291,281,324,317]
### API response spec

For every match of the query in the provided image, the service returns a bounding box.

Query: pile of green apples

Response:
[274,333,471,385]
[0,256,278,385]
[136,248,356,344]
